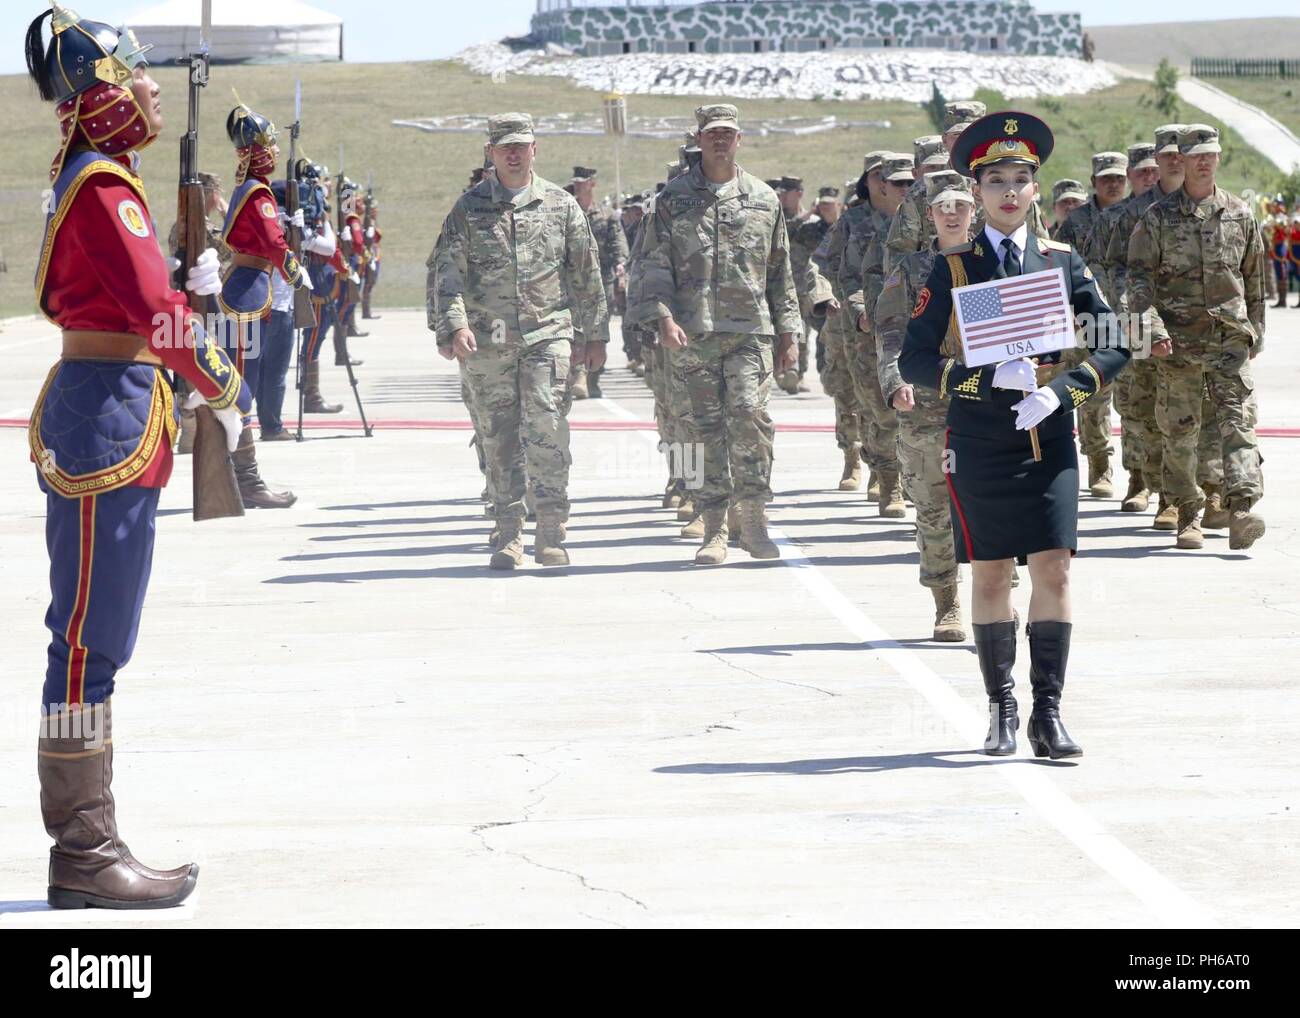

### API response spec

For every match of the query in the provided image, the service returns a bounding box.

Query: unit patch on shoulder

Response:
[259,199,278,219]
[911,286,932,319]
[117,199,149,238]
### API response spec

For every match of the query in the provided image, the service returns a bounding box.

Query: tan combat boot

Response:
[489,516,524,569]
[1120,470,1150,513]
[676,497,696,522]
[1227,498,1265,550]
[40,701,198,909]
[737,500,779,559]
[931,584,966,642]
[694,507,729,565]
[878,470,906,518]
[662,478,682,509]
[727,503,741,544]
[534,512,570,566]
[1201,483,1229,529]
[866,463,880,500]
[1088,451,1114,498]
[1175,503,1204,550]
[1152,493,1179,531]
[570,366,589,400]
[680,513,705,539]
[838,447,862,491]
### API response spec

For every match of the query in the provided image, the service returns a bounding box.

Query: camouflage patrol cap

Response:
[882,152,916,183]
[780,175,804,191]
[1154,123,1187,154]
[764,178,783,190]
[1127,142,1158,170]
[487,112,535,146]
[863,149,890,174]
[695,103,740,132]
[1052,178,1088,203]
[816,185,840,204]
[1091,151,1128,177]
[913,135,947,168]
[1179,124,1221,155]
[570,166,598,183]
[924,170,974,206]
[943,99,987,134]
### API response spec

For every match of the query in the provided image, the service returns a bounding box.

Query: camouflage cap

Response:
[779,175,804,191]
[1154,123,1187,154]
[882,152,916,183]
[913,135,947,168]
[570,165,598,183]
[1052,178,1088,203]
[863,149,891,174]
[816,185,840,203]
[924,169,974,205]
[764,178,783,190]
[943,99,987,134]
[487,112,535,146]
[695,103,740,132]
[1091,151,1128,177]
[1179,124,1221,155]
[1127,142,1158,170]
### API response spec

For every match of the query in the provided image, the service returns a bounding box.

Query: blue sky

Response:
[3,0,1294,75]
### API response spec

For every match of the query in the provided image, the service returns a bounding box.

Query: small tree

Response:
[923,83,945,134]
[1152,58,1180,120]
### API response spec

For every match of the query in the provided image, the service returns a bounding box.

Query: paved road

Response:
[0,311,1297,928]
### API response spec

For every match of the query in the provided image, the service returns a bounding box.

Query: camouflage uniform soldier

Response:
[1053,151,1129,498]
[775,175,813,392]
[1127,124,1267,551]
[1049,178,1087,239]
[431,113,607,569]
[846,151,922,517]
[569,165,629,399]
[816,151,889,492]
[633,103,802,565]
[876,170,974,641]
[1089,142,1161,511]
[1104,124,1186,526]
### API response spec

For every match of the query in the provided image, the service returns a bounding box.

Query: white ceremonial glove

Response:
[288,208,305,229]
[185,247,222,296]
[305,232,335,256]
[365,226,375,239]
[992,357,1038,392]
[298,269,314,291]
[182,389,243,452]
[1012,387,1061,431]
[350,271,361,286]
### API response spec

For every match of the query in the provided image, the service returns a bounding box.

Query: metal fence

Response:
[1191,58,1300,78]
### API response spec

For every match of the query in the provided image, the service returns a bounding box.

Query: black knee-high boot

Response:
[1026,621,1083,759]
[973,620,1019,756]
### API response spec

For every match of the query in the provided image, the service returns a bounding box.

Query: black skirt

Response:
[944,415,1079,564]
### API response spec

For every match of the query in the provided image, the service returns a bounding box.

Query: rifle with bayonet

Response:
[176,0,243,521]
[286,80,316,331]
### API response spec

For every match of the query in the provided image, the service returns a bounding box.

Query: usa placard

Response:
[953,267,1074,368]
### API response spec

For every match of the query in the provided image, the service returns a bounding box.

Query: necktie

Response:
[1001,237,1022,277]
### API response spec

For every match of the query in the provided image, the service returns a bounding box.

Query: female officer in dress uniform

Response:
[899,112,1131,759]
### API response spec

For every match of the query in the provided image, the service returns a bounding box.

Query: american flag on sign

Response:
[953,267,1074,368]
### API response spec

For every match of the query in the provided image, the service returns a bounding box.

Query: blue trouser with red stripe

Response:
[300,298,334,364]
[41,483,158,708]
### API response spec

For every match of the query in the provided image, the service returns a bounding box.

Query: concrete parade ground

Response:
[0,310,1297,929]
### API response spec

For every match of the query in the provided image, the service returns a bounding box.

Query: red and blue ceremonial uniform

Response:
[32,147,249,708]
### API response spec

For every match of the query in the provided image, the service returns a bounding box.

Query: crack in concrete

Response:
[703,649,839,699]
[469,745,649,915]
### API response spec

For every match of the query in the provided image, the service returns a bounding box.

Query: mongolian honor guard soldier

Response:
[296,158,345,416]
[900,112,1131,759]
[24,4,253,908]
[219,96,307,506]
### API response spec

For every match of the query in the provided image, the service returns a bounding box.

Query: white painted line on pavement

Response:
[598,387,1217,929]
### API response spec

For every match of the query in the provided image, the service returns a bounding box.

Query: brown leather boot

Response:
[1175,503,1204,549]
[1120,470,1150,513]
[931,584,966,642]
[1201,483,1229,529]
[838,446,862,491]
[233,426,297,509]
[1152,494,1178,530]
[333,321,362,366]
[694,507,728,565]
[878,470,906,518]
[361,297,380,320]
[534,511,570,566]
[737,499,779,559]
[176,407,196,455]
[489,516,524,569]
[303,361,343,414]
[40,701,198,909]
[1228,498,1266,550]
[1088,451,1114,498]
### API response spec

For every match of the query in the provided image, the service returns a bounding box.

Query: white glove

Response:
[1012,387,1061,431]
[350,271,361,286]
[182,389,243,452]
[305,232,335,256]
[287,208,305,230]
[298,269,314,291]
[365,226,375,239]
[185,247,222,296]
[992,357,1038,392]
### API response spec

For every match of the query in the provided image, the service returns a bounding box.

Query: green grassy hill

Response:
[0,59,1282,319]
